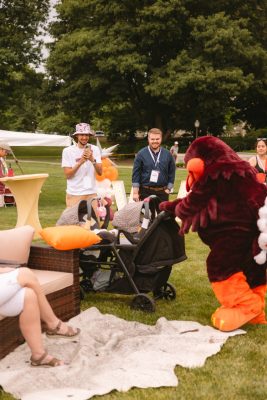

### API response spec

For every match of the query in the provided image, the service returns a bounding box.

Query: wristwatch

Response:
[92,159,96,165]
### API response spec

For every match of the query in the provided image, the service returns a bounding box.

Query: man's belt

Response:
[141,185,167,192]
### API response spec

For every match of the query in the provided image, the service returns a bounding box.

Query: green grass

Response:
[0,159,266,400]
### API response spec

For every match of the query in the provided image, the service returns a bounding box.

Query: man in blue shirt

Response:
[132,128,176,202]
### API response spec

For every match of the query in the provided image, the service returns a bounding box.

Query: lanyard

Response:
[148,147,161,167]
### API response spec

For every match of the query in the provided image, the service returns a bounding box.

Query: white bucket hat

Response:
[72,123,95,136]
[0,142,11,153]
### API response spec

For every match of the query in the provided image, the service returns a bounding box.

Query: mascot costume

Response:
[160,136,267,331]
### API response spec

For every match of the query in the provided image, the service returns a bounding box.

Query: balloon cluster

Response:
[95,157,118,182]
[95,157,118,201]
[254,196,267,264]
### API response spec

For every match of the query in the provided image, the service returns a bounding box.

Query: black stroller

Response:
[79,196,187,312]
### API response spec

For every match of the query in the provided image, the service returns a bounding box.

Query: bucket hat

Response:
[0,142,11,153]
[72,123,95,136]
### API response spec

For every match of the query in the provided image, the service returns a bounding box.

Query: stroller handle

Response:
[140,195,161,232]
[85,196,111,230]
[87,197,99,219]
[83,197,100,230]
[142,195,161,221]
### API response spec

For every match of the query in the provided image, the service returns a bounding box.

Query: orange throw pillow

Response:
[39,225,101,250]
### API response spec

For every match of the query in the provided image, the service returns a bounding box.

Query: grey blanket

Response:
[0,307,245,400]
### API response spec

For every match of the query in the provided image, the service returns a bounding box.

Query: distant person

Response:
[170,141,179,163]
[62,123,102,208]
[0,142,13,207]
[248,139,267,183]
[132,128,176,202]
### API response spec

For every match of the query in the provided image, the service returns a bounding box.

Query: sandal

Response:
[30,351,63,368]
[46,320,80,339]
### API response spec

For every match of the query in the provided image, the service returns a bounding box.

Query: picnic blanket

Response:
[0,307,245,400]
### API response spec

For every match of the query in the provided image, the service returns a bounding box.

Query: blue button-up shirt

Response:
[132,146,176,189]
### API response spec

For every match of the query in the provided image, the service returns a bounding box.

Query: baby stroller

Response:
[79,196,187,312]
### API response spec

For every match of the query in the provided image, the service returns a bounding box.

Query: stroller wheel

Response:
[131,294,155,313]
[80,278,94,293]
[153,283,176,301]
[80,287,85,300]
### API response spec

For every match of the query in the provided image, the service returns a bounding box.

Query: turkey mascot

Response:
[160,136,267,331]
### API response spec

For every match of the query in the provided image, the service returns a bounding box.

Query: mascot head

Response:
[184,136,256,189]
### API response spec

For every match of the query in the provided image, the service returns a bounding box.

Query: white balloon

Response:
[96,187,107,197]
[96,180,108,188]
[102,178,111,188]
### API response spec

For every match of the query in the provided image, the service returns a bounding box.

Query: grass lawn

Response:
[0,158,266,400]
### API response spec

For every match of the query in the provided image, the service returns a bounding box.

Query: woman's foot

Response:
[46,320,80,339]
[30,351,65,367]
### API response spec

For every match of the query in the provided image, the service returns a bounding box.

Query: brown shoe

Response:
[46,320,80,339]
[30,351,64,367]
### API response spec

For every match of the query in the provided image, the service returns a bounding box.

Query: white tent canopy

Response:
[0,129,72,147]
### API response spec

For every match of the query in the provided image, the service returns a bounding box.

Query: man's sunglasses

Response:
[257,138,267,141]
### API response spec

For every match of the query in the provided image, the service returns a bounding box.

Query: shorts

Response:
[66,193,97,208]
[0,269,25,317]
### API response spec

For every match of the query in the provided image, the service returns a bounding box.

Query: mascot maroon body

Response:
[160,136,267,331]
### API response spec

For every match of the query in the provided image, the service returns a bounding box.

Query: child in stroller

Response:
[79,195,187,312]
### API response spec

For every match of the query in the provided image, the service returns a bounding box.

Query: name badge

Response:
[150,170,159,183]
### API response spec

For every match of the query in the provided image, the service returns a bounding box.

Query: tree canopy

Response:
[0,0,49,130]
[1,0,267,136]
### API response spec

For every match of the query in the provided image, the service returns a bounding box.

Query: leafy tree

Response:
[0,0,49,130]
[45,0,267,136]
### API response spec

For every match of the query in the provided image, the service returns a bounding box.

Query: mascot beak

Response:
[186,158,205,191]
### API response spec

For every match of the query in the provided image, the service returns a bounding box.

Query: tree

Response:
[0,0,49,130]
[45,0,267,136]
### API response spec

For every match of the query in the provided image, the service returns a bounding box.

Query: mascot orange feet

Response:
[211,272,265,331]
[248,285,267,324]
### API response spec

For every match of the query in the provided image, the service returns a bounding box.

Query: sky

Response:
[42,0,58,55]
[37,0,58,71]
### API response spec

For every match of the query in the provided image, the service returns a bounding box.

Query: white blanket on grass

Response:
[0,307,245,400]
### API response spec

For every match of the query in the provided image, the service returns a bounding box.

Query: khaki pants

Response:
[66,193,99,224]
[66,193,97,208]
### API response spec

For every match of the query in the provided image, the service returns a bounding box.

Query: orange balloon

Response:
[105,166,118,181]
[102,158,112,167]
[95,172,106,181]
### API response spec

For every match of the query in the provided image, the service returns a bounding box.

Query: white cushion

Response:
[32,269,73,295]
[0,225,35,264]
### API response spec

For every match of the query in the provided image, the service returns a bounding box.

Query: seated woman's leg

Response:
[20,287,64,366]
[17,267,80,337]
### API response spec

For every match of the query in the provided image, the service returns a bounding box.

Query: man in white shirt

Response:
[62,123,102,207]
